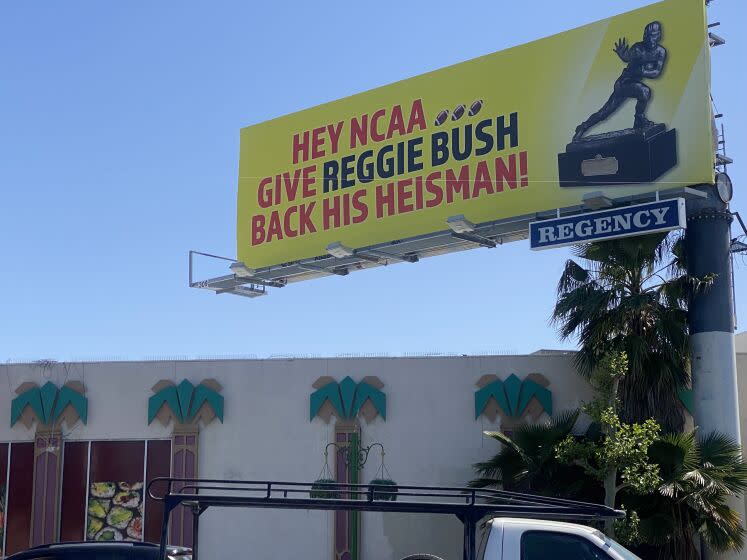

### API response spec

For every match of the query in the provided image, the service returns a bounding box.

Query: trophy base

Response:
[557,126,677,187]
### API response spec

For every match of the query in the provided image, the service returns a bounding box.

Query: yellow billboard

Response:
[237,0,712,269]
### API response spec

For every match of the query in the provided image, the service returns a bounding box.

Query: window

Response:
[521,530,612,560]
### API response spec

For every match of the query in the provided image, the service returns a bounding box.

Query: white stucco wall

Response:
[735,332,747,354]
[0,355,592,560]
[736,341,747,517]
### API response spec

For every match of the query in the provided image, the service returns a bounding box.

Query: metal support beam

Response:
[363,249,419,263]
[189,503,207,560]
[159,501,174,560]
[451,232,497,248]
[297,263,349,276]
[463,514,477,560]
[352,251,383,264]
[191,505,200,560]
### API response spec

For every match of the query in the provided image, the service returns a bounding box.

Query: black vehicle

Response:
[5,541,191,560]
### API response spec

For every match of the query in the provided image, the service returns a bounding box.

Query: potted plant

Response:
[310,478,341,499]
[369,478,398,501]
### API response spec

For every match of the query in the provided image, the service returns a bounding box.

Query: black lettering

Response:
[475,119,494,156]
[431,132,449,166]
[496,112,519,151]
[408,137,423,172]
[340,155,355,189]
[357,150,374,183]
[322,160,339,193]
[452,124,473,161]
[377,145,395,179]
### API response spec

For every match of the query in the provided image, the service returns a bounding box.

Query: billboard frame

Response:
[190,186,708,298]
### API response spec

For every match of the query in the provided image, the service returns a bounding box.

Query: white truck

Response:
[148,478,641,560]
[472,517,639,560]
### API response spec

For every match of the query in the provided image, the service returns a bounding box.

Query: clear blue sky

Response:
[1,0,745,362]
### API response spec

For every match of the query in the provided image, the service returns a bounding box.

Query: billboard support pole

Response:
[685,184,745,559]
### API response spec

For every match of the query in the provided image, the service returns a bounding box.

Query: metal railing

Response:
[148,477,624,560]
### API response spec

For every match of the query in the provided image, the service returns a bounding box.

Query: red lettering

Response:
[397,178,414,213]
[327,121,344,155]
[293,131,309,164]
[251,215,266,246]
[520,151,528,187]
[267,211,283,241]
[302,165,317,198]
[343,193,351,226]
[370,109,386,142]
[472,160,494,197]
[425,172,443,208]
[415,175,424,210]
[299,202,317,234]
[283,206,298,238]
[350,115,368,148]
[258,177,273,208]
[323,196,341,230]
[387,105,406,140]
[495,153,517,191]
[311,126,325,159]
[273,174,282,206]
[282,169,302,203]
[376,183,395,218]
[352,190,368,224]
[407,99,426,134]
[445,165,471,203]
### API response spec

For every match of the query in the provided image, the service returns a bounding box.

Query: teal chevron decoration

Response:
[475,374,552,420]
[11,381,88,428]
[148,379,224,426]
[310,376,386,422]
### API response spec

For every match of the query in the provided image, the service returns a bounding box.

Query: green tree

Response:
[552,232,711,432]
[622,431,747,559]
[470,410,600,501]
[555,350,660,539]
[556,408,660,539]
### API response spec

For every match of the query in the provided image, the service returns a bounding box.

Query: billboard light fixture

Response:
[582,192,614,211]
[230,261,255,278]
[708,32,725,47]
[326,242,354,259]
[230,284,267,298]
[447,215,475,234]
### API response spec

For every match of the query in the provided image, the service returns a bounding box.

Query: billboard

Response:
[237,0,712,269]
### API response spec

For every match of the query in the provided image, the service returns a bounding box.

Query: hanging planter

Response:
[369,445,398,500]
[311,447,340,499]
[370,478,398,501]
[310,478,341,499]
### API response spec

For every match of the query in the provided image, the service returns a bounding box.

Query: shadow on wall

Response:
[382,513,464,559]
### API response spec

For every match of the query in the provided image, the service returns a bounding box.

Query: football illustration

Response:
[468,99,483,117]
[434,109,449,126]
[451,104,466,121]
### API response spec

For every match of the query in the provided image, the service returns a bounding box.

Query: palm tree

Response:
[622,431,747,559]
[552,232,710,432]
[470,410,600,501]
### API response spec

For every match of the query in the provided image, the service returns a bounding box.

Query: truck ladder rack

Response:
[148,477,624,560]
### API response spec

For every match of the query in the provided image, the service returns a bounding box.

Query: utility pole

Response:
[686,182,745,559]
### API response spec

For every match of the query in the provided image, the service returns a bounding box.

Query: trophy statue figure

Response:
[558,21,678,187]
[574,21,666,140]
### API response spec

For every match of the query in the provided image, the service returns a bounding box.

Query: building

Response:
[0,344,743,559]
